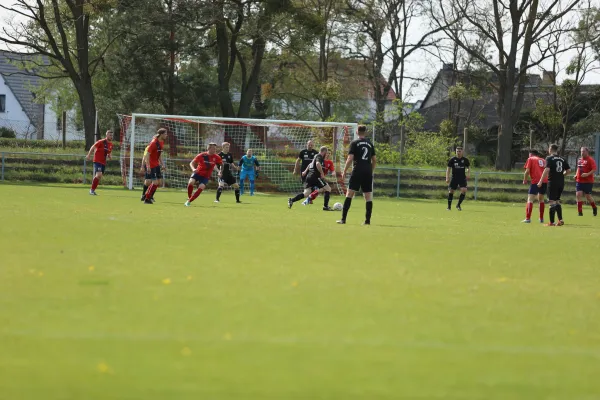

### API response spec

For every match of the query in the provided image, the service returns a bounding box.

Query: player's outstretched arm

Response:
[538,168,550,187]
[371,155,377,174]
[86,142,97,160]
[294,158,301,175]
[254,158,260,171]
[445,167,451,183]
[189,160,197,172]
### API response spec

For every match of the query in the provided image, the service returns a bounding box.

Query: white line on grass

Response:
[2,330,600,359]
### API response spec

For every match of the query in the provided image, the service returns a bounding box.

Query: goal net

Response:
[118,114,358,195]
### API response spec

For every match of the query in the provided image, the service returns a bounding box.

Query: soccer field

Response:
[1,184,599,399]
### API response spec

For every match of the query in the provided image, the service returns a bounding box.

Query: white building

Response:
[0,51,82,140]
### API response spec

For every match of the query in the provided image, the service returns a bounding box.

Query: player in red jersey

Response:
[575,146,597,216]
[522,150,548,223]
[85,130,114,195]
[143,128,168,204]
[185,143,223,206]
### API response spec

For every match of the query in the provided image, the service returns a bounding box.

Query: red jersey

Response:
[524,156,548,184]
[146,138,164,168]
[193,152,222,178]
[575,156,597,183]
[323,159,335,175]
[92,139,113,165]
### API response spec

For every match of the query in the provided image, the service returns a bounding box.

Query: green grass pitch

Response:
[1,184,599,399]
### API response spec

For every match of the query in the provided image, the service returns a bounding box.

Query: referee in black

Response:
[337,125,376,225]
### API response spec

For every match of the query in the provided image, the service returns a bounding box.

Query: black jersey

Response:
[545,155,570,184]
[348,138,376,172]
[218,152,235,176]
[298,149,318,172]
[447,157,470,180]
[307,153,325,179]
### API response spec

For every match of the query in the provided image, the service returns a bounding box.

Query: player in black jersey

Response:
[538,144,571,226]
[215,142,241,203]
[337,125,376,225]
[294,140,318,184]
[446,147,470,211]
[288,146,332,208]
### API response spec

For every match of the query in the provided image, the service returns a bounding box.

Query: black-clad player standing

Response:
[288,140,318,206]
[538,143,571,226]
[446,147,470,211]
[337,125,377,225]
[294,140,318,184]
[215,142,241,203]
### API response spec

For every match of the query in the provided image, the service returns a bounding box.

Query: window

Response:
[0,95,5,112]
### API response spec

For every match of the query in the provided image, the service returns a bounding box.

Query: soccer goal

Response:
[118,114,358,195]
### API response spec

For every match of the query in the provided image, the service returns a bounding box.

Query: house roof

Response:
[0,51,46,124]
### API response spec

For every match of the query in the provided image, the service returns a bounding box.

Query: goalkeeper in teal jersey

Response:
[239,149,260,195]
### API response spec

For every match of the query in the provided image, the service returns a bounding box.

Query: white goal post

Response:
[118,113,359,195]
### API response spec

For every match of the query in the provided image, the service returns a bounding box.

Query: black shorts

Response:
[449,177,468,190]
[547,182,564,201]
[304,175,327,190]
[145,166,162,180]
[219,174,237,186]
[348,170,373,193]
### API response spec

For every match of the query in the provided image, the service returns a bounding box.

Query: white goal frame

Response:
[124,113,359,193]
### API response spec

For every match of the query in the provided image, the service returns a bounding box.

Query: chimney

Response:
[542,70,556,85]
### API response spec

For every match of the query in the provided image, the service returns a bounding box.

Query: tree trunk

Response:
[238,32,266,118]
[496,87,514,170]
[215,16,235,117]
[78,79,97,150]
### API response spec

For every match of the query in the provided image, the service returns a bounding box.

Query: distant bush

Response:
[403,132,454,167]
[374,143,401,165]
[0,127,17,138]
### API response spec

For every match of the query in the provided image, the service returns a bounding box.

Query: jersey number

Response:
[361,147,369,160]
[538,159,544,167]
[556,161,563,172]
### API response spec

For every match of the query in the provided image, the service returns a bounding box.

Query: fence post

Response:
[474,172,480,200]
[1,152,4,181]
[396,169,401,198]
[83,157,87,185]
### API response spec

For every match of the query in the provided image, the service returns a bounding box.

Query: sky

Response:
[2,4,600,104]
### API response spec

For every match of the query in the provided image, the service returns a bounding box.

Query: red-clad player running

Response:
[321,151,335,211]
[185,143,222,206]
[522,150,548,223]
[575,146,597,216]
[143,128,168,204]
[86,130,114,195]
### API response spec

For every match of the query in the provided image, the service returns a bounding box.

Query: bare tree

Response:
[429,0,582,169]
[0,0,118,149]
[344,0,450,142]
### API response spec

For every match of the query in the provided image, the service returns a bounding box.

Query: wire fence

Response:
[0,118,85,141]
[1,150,577,203]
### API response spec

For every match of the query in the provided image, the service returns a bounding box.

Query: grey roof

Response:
[0,51,46,126]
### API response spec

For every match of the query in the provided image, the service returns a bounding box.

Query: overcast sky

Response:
[2,4,600,103]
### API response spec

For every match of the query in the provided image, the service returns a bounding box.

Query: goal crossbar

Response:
[120,114,358,195]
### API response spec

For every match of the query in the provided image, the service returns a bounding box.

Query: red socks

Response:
[591,202,597,210]
[189,188,203,202]
[539,202,545,220]
[187,184,194,198]
[309,190,319,200]
[526,202,533,219]
[577,201,583,213]
[91,177,100,191]
[146,184,157,200]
